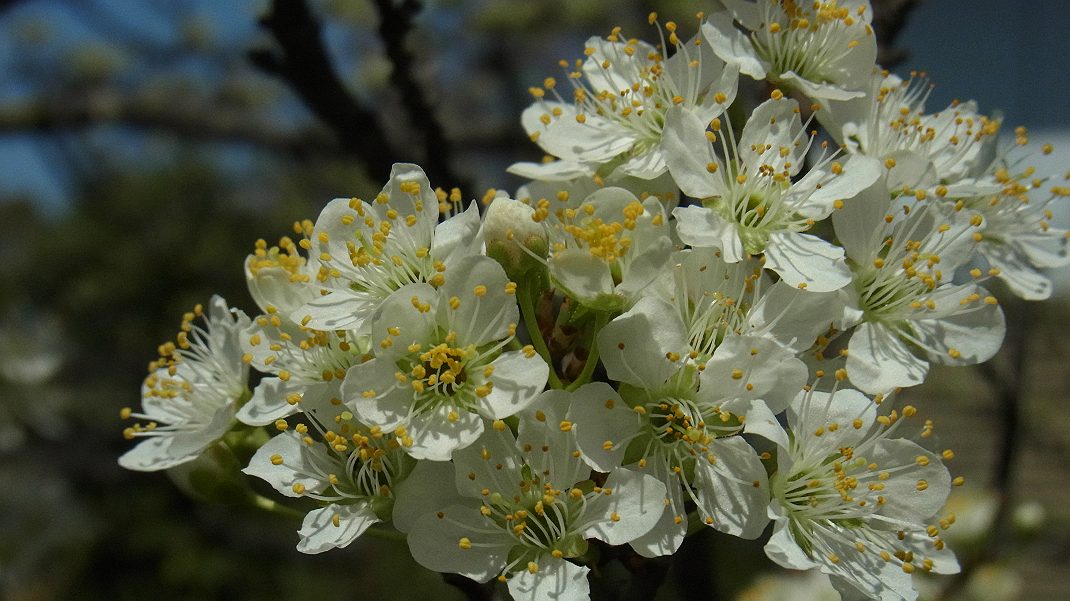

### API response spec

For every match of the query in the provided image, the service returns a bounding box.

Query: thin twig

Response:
[249,0,398,180]
[869,0,921,68]
[0,90,340,158]
[372,0,468,191]
[937,299,1031,598]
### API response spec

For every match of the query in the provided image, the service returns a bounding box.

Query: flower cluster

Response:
[120,3,1069,600]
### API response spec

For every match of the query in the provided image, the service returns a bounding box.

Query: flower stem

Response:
[364,524,407,543]
[565,312,606,391]
[518,280,563,389]
[251,494,305,520]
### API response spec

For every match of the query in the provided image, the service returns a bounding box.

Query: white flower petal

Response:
[371,283,439,363]
[245,263,315,317]
[581,468,666,545]
[479,350,549,420]
[507,160,595,181]
[746,282,849,352]
[342,358,411,431]
[909,285,1005,366]
[432,203,484,267]
[981,242,1052,300]
[408,504,514,582]
[788,389,876,457]
[549,248,614,305]
[764,518,819,571]
[540,113,637,163]
[661,106,726,199]
[507,556,591,601]
[764,231,851,293]
[672,205,745,261]
[440,256,518,347]
[297,291,377,332]
[615,147,667,180]
[846,322,929,395]
[296,502,379,554]
[692,436,770,539]
[832,178,894,265]
[236,377,308,426]
[452,426,523,498]
[628,460,687,557]
[596,296,688,389]
[615,235,673,304]
[406,404,485,461]
[118,437,197,472]
[1017,231,1070,268]
[516,390,589,488]
[566,382,639,472]
[392,460,463,533]
[699,335,807,416]
[242,431,329,497]
[743,400,789,450]
[796,155,882,219]
[739,98,805,175]
[869,439,951,526]
[702,13,766,79]
[779,71,865,101]
[380,163,440,226]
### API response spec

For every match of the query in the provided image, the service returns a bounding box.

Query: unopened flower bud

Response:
[484,195,548,279]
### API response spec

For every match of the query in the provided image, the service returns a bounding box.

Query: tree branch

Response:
[0,89,342,158]
[870,0,921,68]
[937,299,1031,599]
[372,0,468,191]
[249,0,398,180]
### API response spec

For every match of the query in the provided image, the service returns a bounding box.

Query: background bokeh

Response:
[0,1,1067,599]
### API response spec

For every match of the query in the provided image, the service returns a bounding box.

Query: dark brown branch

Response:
[937,299,1031,599]
[0,90,342,158]
[249,0,398,180]
[870,0,922,68]
[373,0,468,191]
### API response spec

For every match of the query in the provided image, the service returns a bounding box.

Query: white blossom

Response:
[511,19,738,182]
[404,394,665,601]
[297,163,483,332]
[341,257,548,461]
[243,409,412,554]
[663,95,880,291]
[747,386,959,601]
[705,0,877,101]
[119,296,249,471]
[831,179,1005,394]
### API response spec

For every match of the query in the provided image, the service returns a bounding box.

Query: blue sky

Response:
[1,0,1069,210]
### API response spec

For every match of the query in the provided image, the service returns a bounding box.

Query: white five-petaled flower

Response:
[820,72,1003,194]
[567,293,808,556]
[746,386,959,601]
[245,227,320,317]
[663,95,880,291]
[510,17,739,182]
[706,0,877,101]
[659,248,852,356]
[341,256,549,461]
[831,179,1005,394]
[536,186,673,311]
[119,296,249,471]
[235,306,368,427]
[953,151,1070,300]
[243,409,412,554]
[297,163,482,332]
[405,394,666,601]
